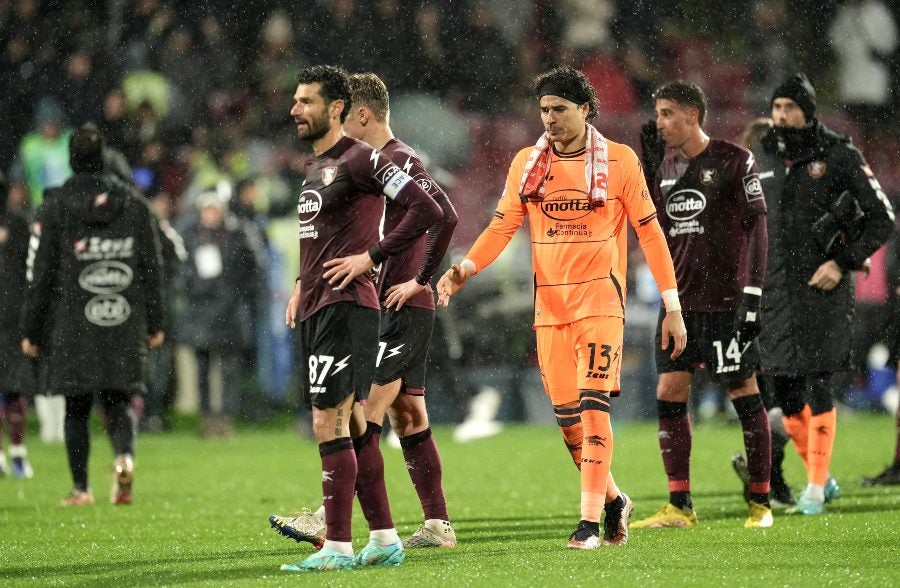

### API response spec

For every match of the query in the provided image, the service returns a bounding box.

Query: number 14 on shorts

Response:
[711,339,742,374]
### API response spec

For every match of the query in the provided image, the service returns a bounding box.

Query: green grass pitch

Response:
[2,414,899,587]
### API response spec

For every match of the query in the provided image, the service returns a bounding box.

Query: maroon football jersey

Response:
[297,136,437,320]
[378,138,455,310]
[651,139,767,312]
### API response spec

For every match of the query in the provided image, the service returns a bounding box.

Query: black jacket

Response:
[21,173,164,394]
[754,121,895,375]
[0,206,34,393]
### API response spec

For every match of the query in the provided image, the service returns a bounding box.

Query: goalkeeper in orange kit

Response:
[437,65,686,549]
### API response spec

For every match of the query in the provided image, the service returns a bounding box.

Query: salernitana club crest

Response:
[322,166,337,186]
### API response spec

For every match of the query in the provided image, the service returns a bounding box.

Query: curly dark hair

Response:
[533,65,599,121]
[297,65,352,123]
[653,81,708,125]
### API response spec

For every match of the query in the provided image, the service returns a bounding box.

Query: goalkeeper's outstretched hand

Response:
[436,263,470,307]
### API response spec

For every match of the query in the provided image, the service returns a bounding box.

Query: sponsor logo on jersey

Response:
[297,190,323,224]
[539,190,593,221]
[321,166,337,186]
[73,236,135,261]
[84,293,131,327]
[78,261,134,294]
[665,189,706,221]
[660,179,677,188]
[700,168,717,185]
[807,161,827,179]
[742,173,764,202]
[546,222,591,238]
[414,173,434,194]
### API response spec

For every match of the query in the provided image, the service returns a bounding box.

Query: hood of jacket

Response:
[61,173,131,227]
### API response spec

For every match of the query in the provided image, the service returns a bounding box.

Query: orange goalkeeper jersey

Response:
[466,139,677,327]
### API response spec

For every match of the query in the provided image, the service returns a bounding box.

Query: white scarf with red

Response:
[518,123,609,208]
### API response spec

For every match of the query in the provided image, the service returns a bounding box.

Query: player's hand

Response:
[148,331,165,348]
[384,278,426,311]
[857,257,871,277]
[285,280,301,328]
[640,119,665,176]
[21,338,39,358]
[323,252,376,291]
[660,310,687,360]
[732,290,762,345]
[808,260,843,291]
[436,263,470,307]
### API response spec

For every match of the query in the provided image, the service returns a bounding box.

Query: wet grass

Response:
[2,414,899,586]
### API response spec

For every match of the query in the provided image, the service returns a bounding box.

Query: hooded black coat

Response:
[753,121,895,375]
[21,173,164,395]
[0,203,35,393]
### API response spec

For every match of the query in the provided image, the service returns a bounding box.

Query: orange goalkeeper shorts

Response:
[536,315,624,406]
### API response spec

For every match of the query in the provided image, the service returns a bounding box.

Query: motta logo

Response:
[539,191,593,221]
[78,261,134,294]
[84,294,131,327]
[665,189,707,221]
[297,190,323,224]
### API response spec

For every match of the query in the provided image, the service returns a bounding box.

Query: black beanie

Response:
[771,73,817,121]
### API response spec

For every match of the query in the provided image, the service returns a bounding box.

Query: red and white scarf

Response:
[518,124,609,208]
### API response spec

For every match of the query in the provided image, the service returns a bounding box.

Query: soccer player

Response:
[437,65,687,549]
[280,66,441,573]
[628,82,774,530]
[270,72,458,550]
[20,127,165,506]
[0,170,34,479]
[753,73,894,513]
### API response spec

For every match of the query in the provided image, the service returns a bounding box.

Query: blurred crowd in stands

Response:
[2,0,899,428]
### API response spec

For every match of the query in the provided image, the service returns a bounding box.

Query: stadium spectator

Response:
[454,3,514,113]
[828,0,898,141]
[20,127,165,506]
[0,170,35,478]
[175,191,262,438]
[745,1,798,113]
[861,233,900,486]
[437,65,686,549]
[270,72,459,550]
[629,82,773,530]
[9,96,72,210]
[279,65,440,573]
[753,73,895,514]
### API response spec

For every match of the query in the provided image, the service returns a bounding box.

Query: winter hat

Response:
[34,96,67,127]
[771,73,817,121]
[196,190,227,212]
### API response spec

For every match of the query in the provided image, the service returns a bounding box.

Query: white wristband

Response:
[743,286,762,297]
[661,288,681,312]
[460,258,477,277]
